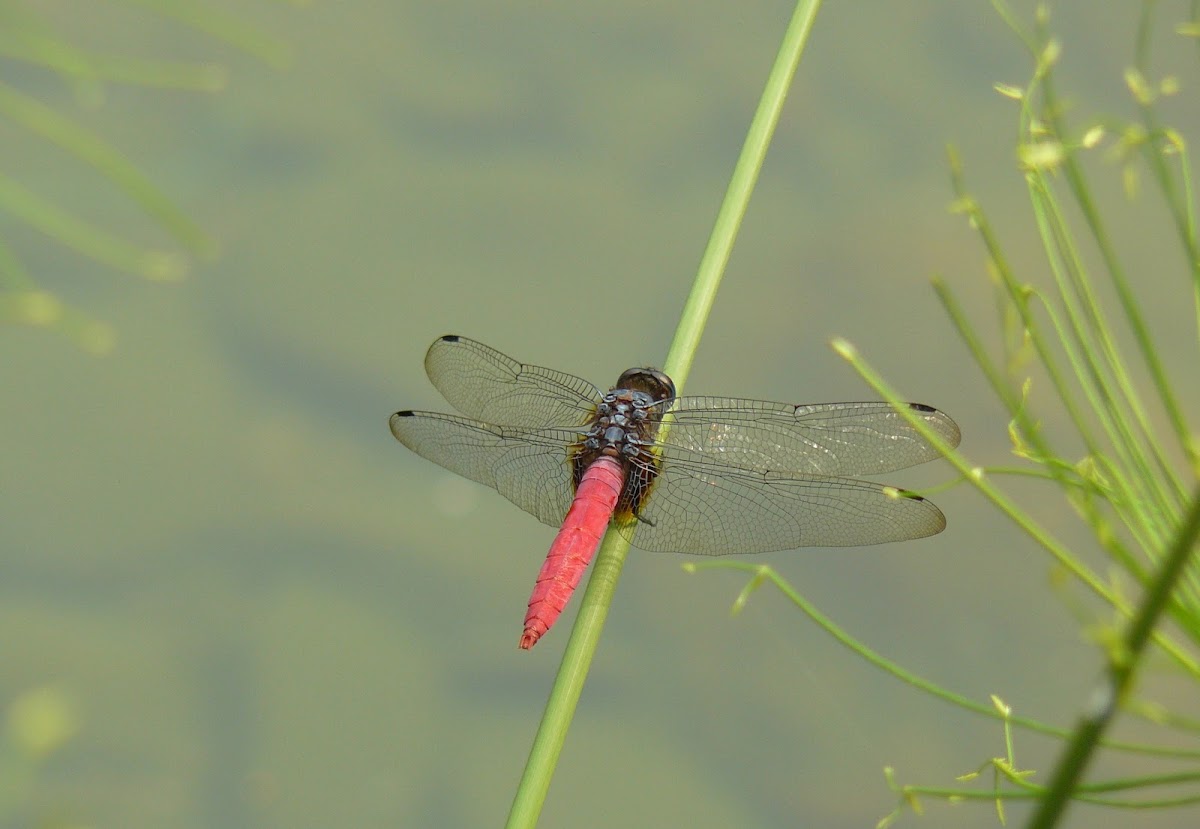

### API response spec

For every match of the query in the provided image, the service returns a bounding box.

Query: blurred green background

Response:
[4,2,1198,827]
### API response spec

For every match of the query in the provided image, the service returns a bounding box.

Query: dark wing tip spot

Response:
[896,488,926,501]
[439,334,461,343]
[388,411,415,442]
[908,403,936,413]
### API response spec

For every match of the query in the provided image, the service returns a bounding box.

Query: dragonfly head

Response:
[614,367,675,406]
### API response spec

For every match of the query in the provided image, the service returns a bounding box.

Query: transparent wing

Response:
[389,410,578,528]
[662,399,960,476]
[391,410,950,553]
[422,335,601,427]
[622,450,947,554]
[396,337,958,553]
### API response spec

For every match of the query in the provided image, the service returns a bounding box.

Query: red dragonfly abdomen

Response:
[520,455,625,650]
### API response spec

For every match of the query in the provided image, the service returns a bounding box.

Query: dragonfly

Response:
[390,335,960,649]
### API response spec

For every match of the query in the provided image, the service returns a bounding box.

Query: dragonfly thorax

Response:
[579,368,674,467]
[586,391,661,458]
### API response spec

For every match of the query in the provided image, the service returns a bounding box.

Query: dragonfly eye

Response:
[614,367,676,403]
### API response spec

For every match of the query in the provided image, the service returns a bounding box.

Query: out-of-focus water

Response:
[3,3,1197,828]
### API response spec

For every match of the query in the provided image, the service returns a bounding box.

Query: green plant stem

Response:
[686,560,1200,761]
[834,339,1200,678]
[662,1,820,388]
[504,533,631,829]
[941,166,1200,635]
[1040,75,1191,486]
[504,3,822,826]
[1027,487,1200,829]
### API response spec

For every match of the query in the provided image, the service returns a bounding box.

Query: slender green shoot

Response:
[695,2,1200,824]
[503,2,824,826]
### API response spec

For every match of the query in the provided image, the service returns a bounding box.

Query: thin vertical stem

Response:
[504,3,823,826]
